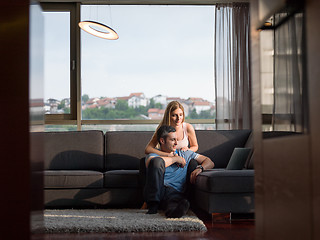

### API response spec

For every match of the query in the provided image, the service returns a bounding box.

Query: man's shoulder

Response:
[146,153,160,160]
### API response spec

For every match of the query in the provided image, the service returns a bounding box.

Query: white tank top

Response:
[176,122,189,149]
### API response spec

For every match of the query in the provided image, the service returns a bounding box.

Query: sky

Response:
[44,5,216,103]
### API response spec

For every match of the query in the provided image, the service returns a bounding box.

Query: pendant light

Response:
[78,21,119,40]
[79,5,119,40]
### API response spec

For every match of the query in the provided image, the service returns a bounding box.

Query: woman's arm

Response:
[144,133,174,157]
[145,155,186,168]
[186,123,198,152]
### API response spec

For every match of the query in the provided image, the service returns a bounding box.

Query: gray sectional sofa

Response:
[34,129,254,214]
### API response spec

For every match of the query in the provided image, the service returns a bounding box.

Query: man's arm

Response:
[146,155,186,168]
[190,154,214,184]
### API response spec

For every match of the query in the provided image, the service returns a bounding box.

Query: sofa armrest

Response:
[195,169,254,193]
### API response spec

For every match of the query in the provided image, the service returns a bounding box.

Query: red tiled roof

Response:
[148,108,161,113]
[97,98,113,106]
[87,104,98,109]
[86,98,99,104]
[189,97,205,102]
[117,96,130,101]
[129,92,144,97]
[193,101,211,106]
[167,97,183,102]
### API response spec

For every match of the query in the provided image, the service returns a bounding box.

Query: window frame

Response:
[41,3,79,123]
[43,2,216,130]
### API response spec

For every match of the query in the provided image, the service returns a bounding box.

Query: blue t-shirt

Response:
[146,149,199,193]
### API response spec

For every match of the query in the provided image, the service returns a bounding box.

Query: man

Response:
[144,125,214,218]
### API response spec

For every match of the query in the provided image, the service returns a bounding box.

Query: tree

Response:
[115,100,129,111]
[199,110,212,119]
[149,98,156,108]
[148,99,162,109]
[82,94,89,104]
[189,109,198,119]
[64,107,70,114]
[57,100,65,110]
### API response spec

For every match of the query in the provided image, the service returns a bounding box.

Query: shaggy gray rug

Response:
[38,209,207,233]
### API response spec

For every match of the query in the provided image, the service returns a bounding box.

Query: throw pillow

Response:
[201,133,251,168]
[226,148,252,170]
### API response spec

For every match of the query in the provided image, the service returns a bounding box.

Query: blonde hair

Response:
[158,101,185,128]
[153,101,185,148]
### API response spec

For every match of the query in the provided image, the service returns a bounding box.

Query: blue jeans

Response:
[144,157,195,210]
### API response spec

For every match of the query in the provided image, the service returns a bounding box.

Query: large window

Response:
[81,5,215,123]
[43,4,216,131]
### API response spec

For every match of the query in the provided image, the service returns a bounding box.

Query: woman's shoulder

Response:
[184,122,195,132]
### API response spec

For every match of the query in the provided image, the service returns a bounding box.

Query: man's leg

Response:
[186,158,198,204]
[144,157,165,214]
[162,186,190,218]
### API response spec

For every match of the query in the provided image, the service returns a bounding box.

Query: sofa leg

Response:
[211,212,231,223]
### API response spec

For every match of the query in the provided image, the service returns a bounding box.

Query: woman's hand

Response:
[180,146,189,151]
[167,152,176,157]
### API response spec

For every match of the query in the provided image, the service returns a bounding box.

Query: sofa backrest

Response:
[36,131,105,171]
[105,131,154,170]
[36,129,252,171]
[195,129,252,168]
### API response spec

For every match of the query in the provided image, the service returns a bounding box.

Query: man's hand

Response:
[189,154,214,184]
[190,168,202,184]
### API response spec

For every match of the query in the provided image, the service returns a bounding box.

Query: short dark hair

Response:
[156,125,176,144]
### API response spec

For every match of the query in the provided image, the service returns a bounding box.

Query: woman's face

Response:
[170,108,184,127]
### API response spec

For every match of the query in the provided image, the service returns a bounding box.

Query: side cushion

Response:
[44,170,104,188]
[104,170,140,188]
[196,129,252,168]
[226,148,252,170]
[34,131,105,171]
[105,131,154,170]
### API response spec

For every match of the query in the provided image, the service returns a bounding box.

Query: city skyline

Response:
[43,5,216,103]
[45,92,215,104]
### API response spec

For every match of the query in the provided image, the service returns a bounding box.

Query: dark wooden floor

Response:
[32,210,255,240]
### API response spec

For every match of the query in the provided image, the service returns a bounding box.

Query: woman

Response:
[145,101,198,156]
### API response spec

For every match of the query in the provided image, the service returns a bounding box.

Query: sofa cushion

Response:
[195,169,254,193]
[44,170,104,188]
[226,148,252,170]
[38,131,104,171]
[105,131,154,170]
[196,130,251,168]
[104,170,140,188]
